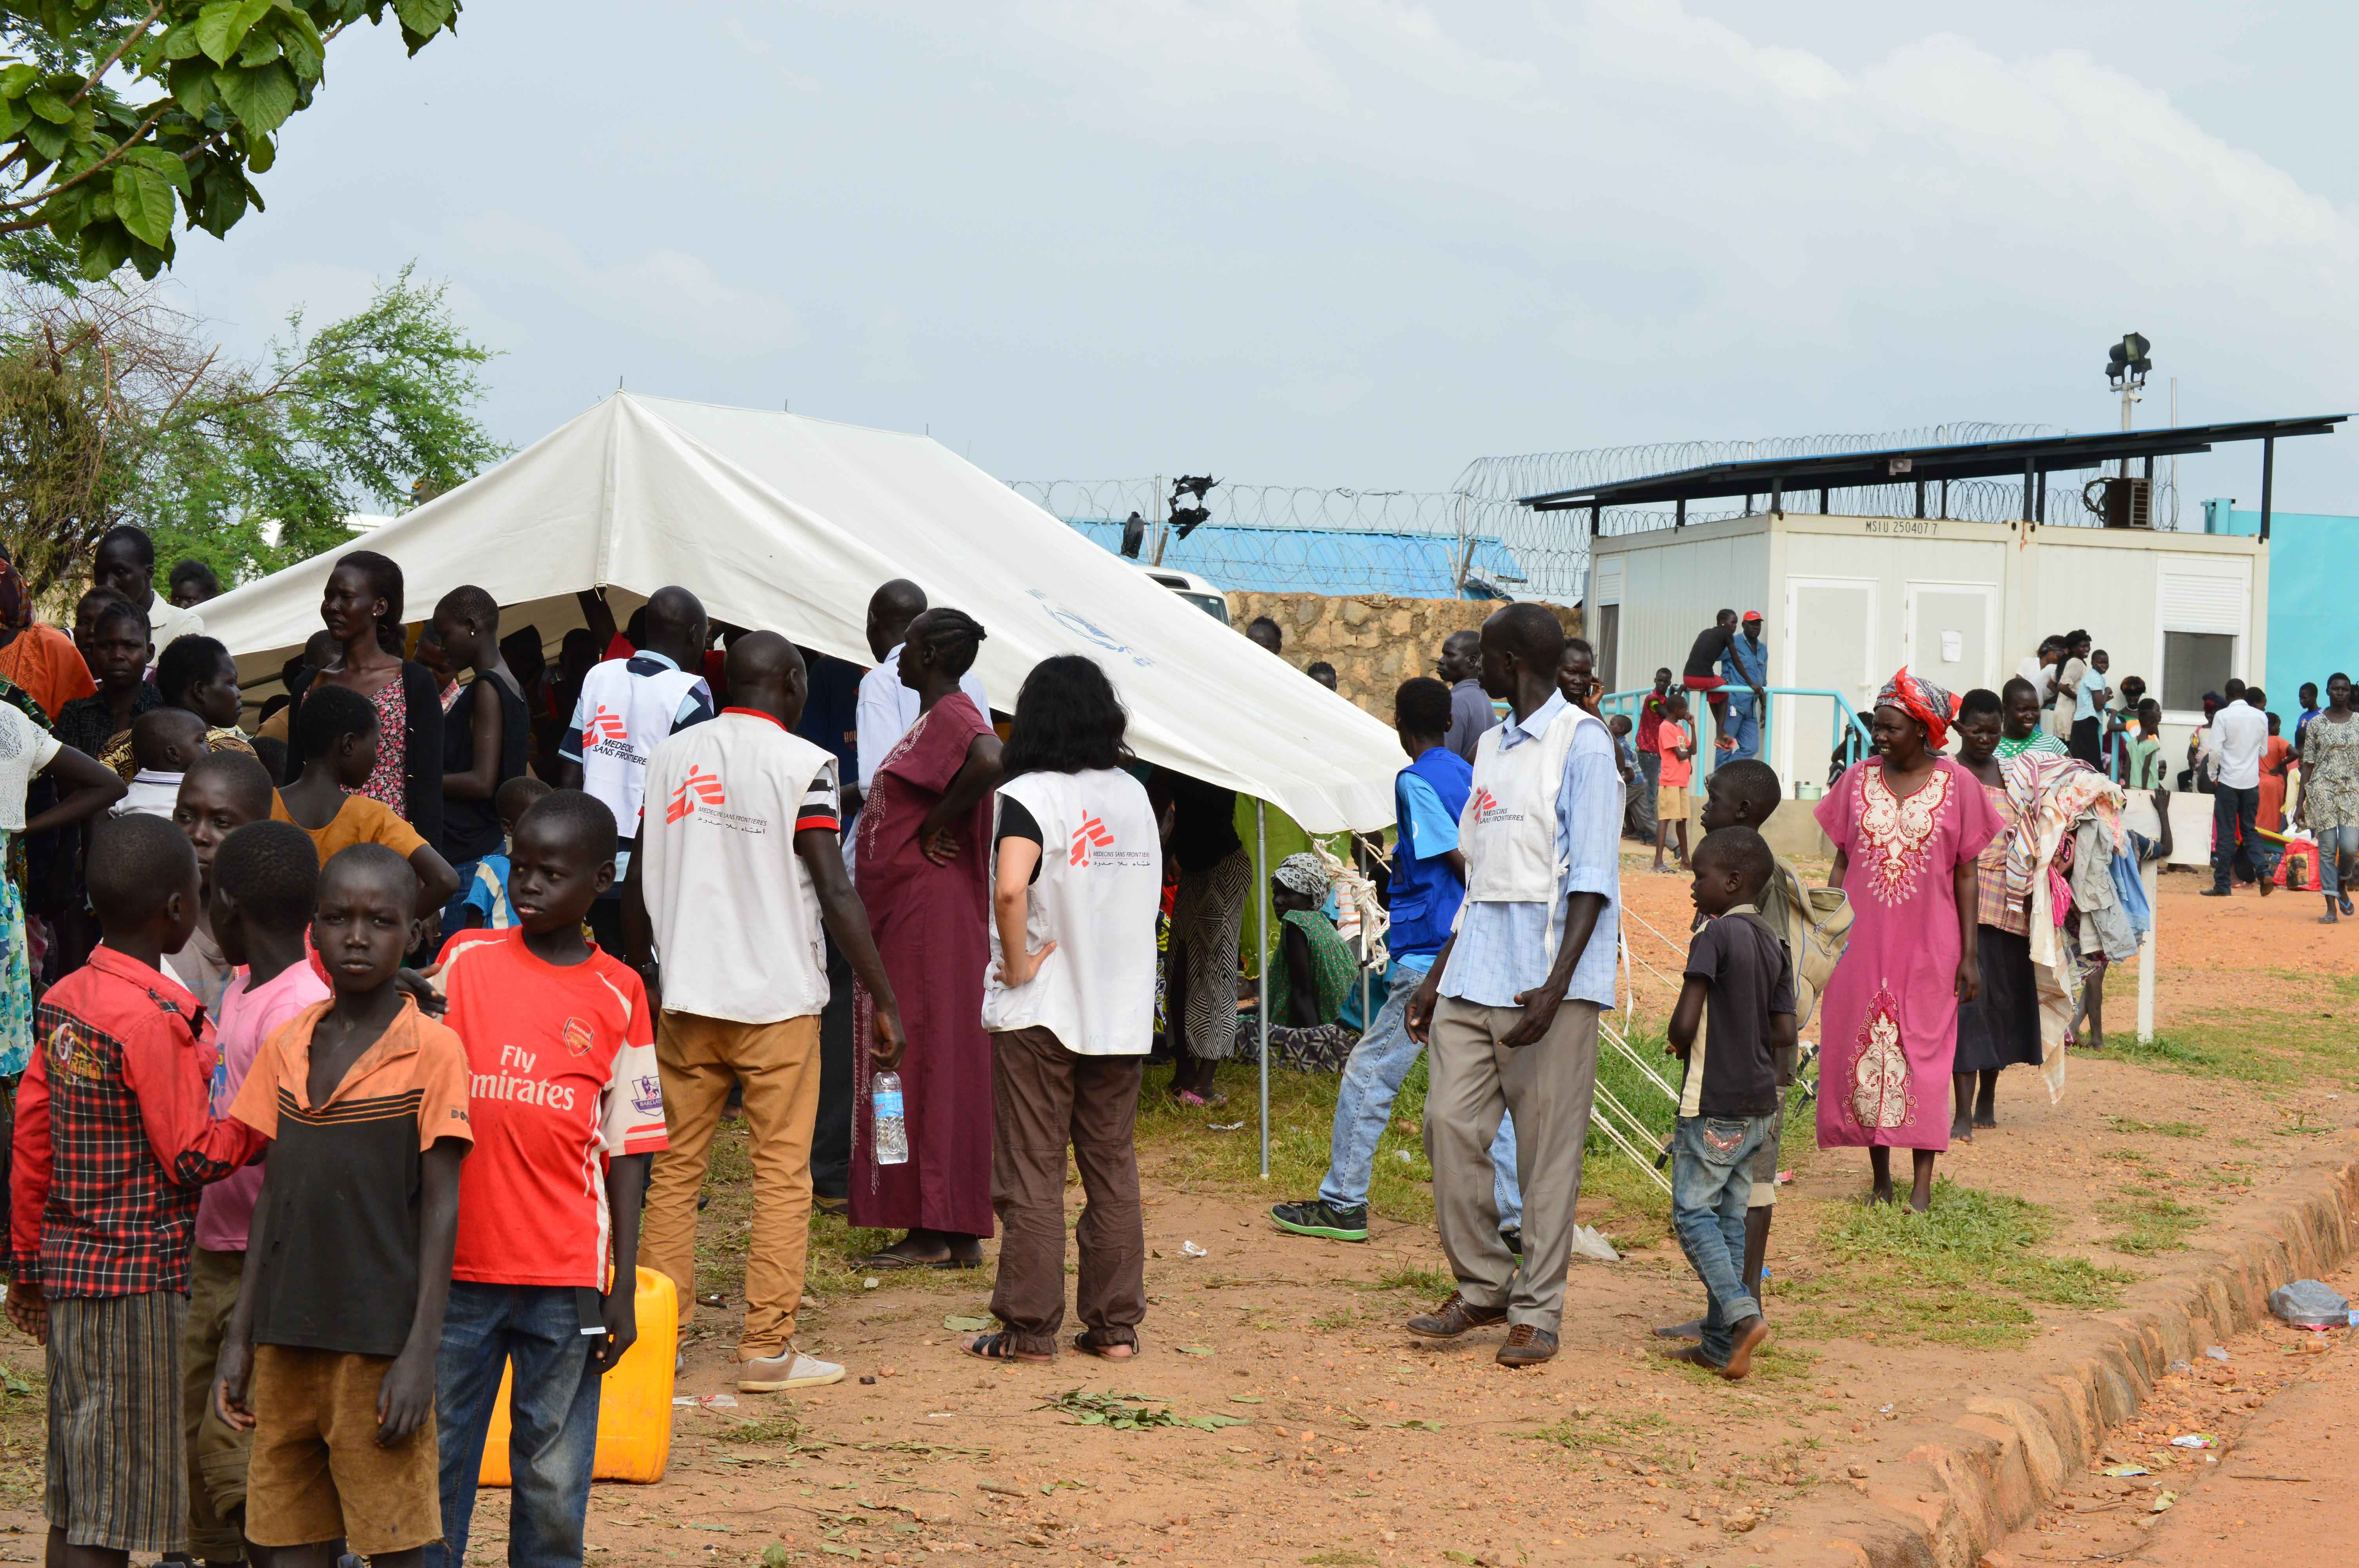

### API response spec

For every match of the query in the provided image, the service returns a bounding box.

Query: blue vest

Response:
[1389,747,1474,960]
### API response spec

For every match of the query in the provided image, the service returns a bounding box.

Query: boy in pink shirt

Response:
[1651,693,1697,873]
[185,820,331,1564]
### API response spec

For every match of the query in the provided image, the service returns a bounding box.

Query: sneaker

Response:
[1270,1198,1369,1242]
[738,1346,845,1392]
[1499,1227,1523,1263]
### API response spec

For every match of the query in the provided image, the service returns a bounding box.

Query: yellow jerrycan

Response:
[477,1267,678,1486]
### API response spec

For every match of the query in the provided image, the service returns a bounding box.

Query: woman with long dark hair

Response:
[849,608,1002,1268]
[278,550,445,850]
[964,655,1161,1361]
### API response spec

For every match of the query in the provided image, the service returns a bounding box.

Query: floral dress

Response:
[1812,757,2002,1151]
[363,677,409,817]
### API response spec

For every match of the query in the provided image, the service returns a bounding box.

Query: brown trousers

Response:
[643,1011,821,1360]
[988,1027,1147,1356]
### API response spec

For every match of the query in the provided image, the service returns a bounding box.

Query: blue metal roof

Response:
[1060,519,1525,599]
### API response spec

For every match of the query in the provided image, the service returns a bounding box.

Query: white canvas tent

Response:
[201,392,1403,834]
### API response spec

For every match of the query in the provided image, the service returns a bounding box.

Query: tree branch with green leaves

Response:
[0,0,462,282]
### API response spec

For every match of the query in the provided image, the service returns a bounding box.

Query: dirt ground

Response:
[1989,1255,2359,1568]
[0,855,2354,1566]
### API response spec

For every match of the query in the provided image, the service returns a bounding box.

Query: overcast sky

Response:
[156,0,2357,515]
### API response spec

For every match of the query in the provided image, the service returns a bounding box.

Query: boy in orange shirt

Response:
[216,843,473,1565]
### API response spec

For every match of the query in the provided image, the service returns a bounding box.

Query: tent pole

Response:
[1256,800,1270,1180]
[2136,859,2157,1043]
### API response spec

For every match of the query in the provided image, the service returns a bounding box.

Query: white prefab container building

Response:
[1585,510,2266,793]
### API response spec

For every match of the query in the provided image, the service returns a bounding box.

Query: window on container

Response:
[1594,604,1620,695]
[2161,631,2234,713]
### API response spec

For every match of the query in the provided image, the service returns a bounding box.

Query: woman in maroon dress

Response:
[850,608,1005,1267]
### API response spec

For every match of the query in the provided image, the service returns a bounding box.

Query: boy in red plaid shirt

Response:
[8,815,262,1565]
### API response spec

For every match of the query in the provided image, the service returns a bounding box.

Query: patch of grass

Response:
[1779,1180,2132,1349]
[2099,1197,2205,1256]
[1363,1264,1453,1296]
[1528,1409,1670,1455]
[1039,1387,1250,1432]
[1307,1306,1356,1330]
[1133,1054,1671,1240]
[2105,1115,2206,1139]
[718,1411,805,1445]
[2107,1028,2297,1084]
[1302,1553,1378,1566]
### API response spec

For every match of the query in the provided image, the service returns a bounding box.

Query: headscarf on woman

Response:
[1273,852,1330,900]
[1877,667,1960,752]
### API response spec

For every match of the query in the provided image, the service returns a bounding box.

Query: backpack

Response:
[1764,856,1852,1034]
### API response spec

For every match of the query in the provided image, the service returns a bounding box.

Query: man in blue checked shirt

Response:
[1405,606,1620,1370]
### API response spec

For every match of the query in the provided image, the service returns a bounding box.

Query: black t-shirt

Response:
[440,672,531,862]
[1681,911,1793,1118]
[997,793,1044,884]
[1684,624,1737,680]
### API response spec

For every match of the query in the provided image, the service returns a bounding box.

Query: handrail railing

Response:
[1596,684,1876,788]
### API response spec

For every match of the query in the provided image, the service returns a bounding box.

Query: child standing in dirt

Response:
[1651,693,1697,873]
[1662,825,1794,1381]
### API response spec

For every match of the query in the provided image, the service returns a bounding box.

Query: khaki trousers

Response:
[1422,995,1601,1331]
[643,1011,821,1361]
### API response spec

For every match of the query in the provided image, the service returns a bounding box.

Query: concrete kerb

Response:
[1772,1150,2359,1568]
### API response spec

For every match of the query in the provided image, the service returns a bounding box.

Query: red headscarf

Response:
[1876,667,1959,751]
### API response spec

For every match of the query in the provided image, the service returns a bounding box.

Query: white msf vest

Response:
[1460,702,1605,903]
[575,657,705,837]
[981,768,1162,1055]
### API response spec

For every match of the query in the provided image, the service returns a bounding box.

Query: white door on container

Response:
[1902,582,1997,696]
[1781,577,1877,790]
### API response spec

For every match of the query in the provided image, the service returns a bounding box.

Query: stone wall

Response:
[1221,592,1582,720]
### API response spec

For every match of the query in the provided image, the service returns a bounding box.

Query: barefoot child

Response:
[1662,825,1793,1381]
[183,820,331,1565]
[216,844,473,1565]
[7,815,260,1566]
[429,791,667,1566]
[1651,693,1696,873]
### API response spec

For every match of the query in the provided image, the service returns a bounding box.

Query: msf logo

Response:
[1470,787,1501,820]
[583,707,629,747]
[1068,814,1114,867]
[665,766,724,824]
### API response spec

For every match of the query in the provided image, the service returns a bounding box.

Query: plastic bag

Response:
[2267,1278,2350,1328]
[1567,1224,1619,1263]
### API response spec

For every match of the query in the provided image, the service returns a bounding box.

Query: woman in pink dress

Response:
[850,608,1005,1267]
[1814,669,2003,1210]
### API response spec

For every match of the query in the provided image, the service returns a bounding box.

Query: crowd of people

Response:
[0,524,2339,1566]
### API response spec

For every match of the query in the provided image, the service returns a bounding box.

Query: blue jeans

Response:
[1670,1113,1770,1366]
[2211,785,2268,890]
[2317,823,2359,900]
[1319,964,1521,1230]
[429,1283,602,1568]
[1719,693,1761,762]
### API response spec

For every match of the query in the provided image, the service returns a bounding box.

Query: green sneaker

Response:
[1270,1198,1369,1242]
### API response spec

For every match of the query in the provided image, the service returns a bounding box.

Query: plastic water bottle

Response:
[871,1071,909,1165]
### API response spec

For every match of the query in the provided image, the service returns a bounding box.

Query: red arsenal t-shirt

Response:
[436,928,667,1287]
